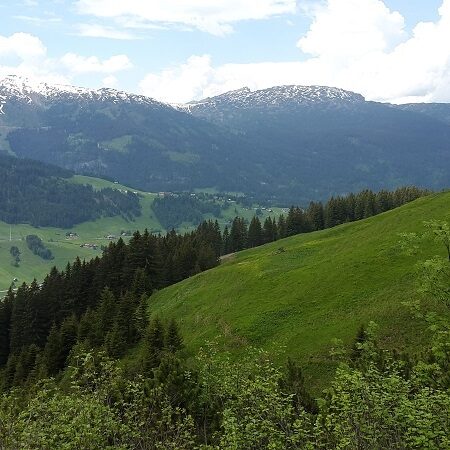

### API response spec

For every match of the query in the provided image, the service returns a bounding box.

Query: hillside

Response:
[149,191,450,388]
[2,76,450,203]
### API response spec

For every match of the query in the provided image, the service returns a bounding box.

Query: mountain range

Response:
[1,75,450,204]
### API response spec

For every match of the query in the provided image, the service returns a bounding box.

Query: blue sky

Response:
[1,0,449,103]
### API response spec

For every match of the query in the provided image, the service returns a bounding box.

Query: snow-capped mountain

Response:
[1,75,449,204]
[178,85,365,114]
[0,75,164,107]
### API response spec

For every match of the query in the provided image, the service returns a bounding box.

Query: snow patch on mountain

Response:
[178,85,366,112]
[0,75,165,107]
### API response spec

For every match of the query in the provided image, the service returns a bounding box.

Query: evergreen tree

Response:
[287,207,309,236]
[41,324,63,376]
[262,217,277,244]
[307,201,325,231]
[248,217,263,248]
[279,358,317,414]
[222,226,231,255]
[0,289,13,366]
[96,288,117,345]
[277,214,287,239]
[143,317,165,370]
[166,319,183,352]
[105,322,126,359]
[230,217,248,252]
[134,294,149,338]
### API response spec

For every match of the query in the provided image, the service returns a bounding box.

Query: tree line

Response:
[223,186,429,253]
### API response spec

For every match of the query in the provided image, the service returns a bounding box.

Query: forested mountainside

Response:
[0,155,140,227]
[1,76,450,203]
[182,86,450,202]
[0,191,448,448]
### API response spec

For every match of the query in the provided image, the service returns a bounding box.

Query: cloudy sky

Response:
[1,0,449,104]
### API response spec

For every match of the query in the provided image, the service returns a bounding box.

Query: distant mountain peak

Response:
[0,74,164,107]
[180,84,365,113]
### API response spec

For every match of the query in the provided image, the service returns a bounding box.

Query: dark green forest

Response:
[0,155,141,228]
[152,194,222,229]
[25,235,54,261]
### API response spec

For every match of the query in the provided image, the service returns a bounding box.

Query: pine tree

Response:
[248,217,263,248]
[263,217,278,243]
[230,217,248,252]
[134,294,149,338]
[59,314,78,366]
[287,207,309,236]
[0,289,13,366]
[96,287,117,344]
[41,324,63,376]
[307,202,325,231]
[280,358,317,414]
[143,317,165,370]
[105,322,126,359]
[277,215,287,239]
[222,226,231,255]
[166,319,183,352]
[131,267,153,297]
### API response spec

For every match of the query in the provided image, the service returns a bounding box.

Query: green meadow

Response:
[149,191,450,390]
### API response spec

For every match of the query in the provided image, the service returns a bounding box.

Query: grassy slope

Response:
[0,175,281,291]
[149,192,450,390]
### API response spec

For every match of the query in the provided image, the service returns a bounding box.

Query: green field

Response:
[149,191,450,390]
[0,175,282,291]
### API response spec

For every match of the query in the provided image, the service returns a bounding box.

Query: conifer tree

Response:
[277,215,287,239]
[222,226,231,255]
[0,289,13,366]
[41,324,63,376]
[248,216,263,248]
[134,294,149,338]
[143,317,165,370]
[230,217,248,252]
[166,319,183,352]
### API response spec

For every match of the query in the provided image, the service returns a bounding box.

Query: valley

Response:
[0,173,283,291]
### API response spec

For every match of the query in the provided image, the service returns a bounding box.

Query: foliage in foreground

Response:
[0,322,448,450]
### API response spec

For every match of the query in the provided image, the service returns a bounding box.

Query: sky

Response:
[1,0,449,104]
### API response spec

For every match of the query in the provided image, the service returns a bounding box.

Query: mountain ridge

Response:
[1,75,450,204]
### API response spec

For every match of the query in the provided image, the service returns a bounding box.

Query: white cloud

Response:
[297,0,406,60]
[102,75,118,88]
[0,32,132,87]
[75,0,297,36]
[139,0,450,104]
[14,15,62,25]
[75,24,139,40]
[0,32,46,60]
[0,32,65,84]
[140,55,215,104]
[60,53,133,74]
